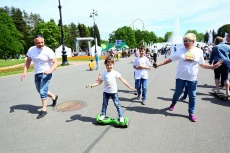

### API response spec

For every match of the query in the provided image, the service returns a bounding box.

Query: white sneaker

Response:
[212,88,220,93]
[225,93,230,97]
[99,115,105,120]
[119,117,124,122]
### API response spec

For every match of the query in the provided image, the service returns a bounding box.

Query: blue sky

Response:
[1,0,230,40]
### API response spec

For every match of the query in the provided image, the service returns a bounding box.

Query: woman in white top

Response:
[154,33,222,122]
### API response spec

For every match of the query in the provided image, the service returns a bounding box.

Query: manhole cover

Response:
[56,101,85,112]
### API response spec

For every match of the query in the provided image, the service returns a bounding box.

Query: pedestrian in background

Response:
[133,45,151,105]
[209,36,230,96]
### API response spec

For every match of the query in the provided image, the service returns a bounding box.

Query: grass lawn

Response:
[0,59,25,68]
[0,56,105,77]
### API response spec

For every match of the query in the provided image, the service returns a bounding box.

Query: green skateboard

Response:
[96,114,129,128]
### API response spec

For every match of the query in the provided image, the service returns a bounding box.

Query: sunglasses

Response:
[183,39,193,43]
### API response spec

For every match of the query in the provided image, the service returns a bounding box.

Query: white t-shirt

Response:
[170,46,205,81]
[135,51,140,57]
[133,56,151,79]
[100,70,121,93]
[153,48,158,54]
[27,46,55,74]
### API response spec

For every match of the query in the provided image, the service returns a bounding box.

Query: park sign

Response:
[115,40,122,46]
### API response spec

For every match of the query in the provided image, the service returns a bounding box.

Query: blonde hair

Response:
[184,33,196,42]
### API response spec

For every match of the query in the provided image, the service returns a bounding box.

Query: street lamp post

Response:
[90,9,98,54]
[58,0,69,65]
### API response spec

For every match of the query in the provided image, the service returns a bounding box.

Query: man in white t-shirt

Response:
[154,33,222,122]
[21,35,59,119]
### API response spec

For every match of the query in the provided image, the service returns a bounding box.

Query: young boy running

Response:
[133,45,151,105]
[86,57,135,122]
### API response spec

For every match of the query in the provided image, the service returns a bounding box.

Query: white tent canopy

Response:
[89,45,102,56]
[55,45,72,58]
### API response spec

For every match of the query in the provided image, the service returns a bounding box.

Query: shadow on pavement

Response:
[125,106,188,119]
[197,84,216,89]
[119,97,139,103]
[157,97,190,104]
[157,97,172,101]
[169,89,210,96]
[10,104,41,114]
[202,96,230,107]
[66,114,97,125]
[118,89,134,94]
[85,69,94,71]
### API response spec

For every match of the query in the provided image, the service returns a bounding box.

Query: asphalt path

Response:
[1,55,230,153]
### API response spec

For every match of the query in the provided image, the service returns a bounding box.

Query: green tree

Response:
[164,32,172,42]
[212,29,217,42]
[114,26,136,48]
[217,24,230,38]
[108,32,116,43]
[196,33,204,42]
[34,20,61,50]
[62,24,70,49]
[77,23,90,51]
[94,24,101,46]
[10,7,28,49]
[69,22,78,49]
[141,31,152,44]
[149,31,158,43]
[22,11,44,50]
[0,6,10,14]
[157,37,165,43]
[204,31,209,43]
[134,29,143,46]
[0,12,24,57]
[185,30,204,42]
[89,24,101,46]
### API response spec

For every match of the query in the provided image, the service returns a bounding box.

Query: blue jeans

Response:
[96,62,100,70]
[165,51,168,58]
[35,73,52,100]
[135,78,147,100]
[101,92,123,117]
[172,79,197,115]
[182,82,188,99]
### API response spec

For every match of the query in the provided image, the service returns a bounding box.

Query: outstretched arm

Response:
[200,60,222,69]
[119,76,136,91]
[86,79,103,88]
[154,58,172,68]
[21,57,32,81]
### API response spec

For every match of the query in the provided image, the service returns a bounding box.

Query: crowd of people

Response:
[3,53,26,61]
[20,33,230,123]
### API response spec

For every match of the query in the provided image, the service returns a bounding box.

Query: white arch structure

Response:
[129,18,145,31]
[74,37,97,53]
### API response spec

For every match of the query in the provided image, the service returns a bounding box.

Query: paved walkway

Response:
[1,56,230,153]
